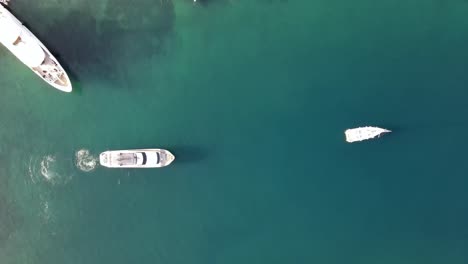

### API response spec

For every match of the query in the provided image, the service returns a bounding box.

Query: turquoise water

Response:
[2,0,468,263]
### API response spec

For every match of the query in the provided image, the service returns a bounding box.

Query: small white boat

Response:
[99,149,175,168]
[345,126,391,143]
[0,4,72,92]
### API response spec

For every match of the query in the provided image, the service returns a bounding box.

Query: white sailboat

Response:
[0,4,72,92]
[345,126,391,143]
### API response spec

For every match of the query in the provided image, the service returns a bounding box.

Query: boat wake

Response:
[75,149,98,172]
[40,155,57,181]
[28,154,72,185]
[38,193,55,225]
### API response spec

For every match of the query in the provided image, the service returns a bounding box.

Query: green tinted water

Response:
[1,1,468,263]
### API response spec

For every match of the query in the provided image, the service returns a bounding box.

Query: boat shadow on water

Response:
[168,145,208,164]
[9,1,176,89]
[58,58,83,94]
[369,121,468,143]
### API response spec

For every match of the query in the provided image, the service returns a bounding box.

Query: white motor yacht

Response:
[0,4,72,92]
[99,149,175,168]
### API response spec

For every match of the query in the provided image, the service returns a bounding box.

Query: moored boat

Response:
[345,126,391,143]
[0,4,72,92]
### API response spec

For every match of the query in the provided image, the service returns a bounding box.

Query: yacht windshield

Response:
[140,152,147,165]
[155,152,160,164]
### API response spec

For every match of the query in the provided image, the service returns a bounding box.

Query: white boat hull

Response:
[345,126,391,143]
[0,5,72,92]
[99,149,175,168]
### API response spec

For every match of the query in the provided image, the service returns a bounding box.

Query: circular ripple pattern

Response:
[75,149,98,172]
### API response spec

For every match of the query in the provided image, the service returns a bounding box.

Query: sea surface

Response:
[1,0,468,263]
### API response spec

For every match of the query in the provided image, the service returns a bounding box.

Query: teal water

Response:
[2,0,468,263]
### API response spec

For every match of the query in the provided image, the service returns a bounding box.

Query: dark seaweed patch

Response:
[9,1,175,86]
